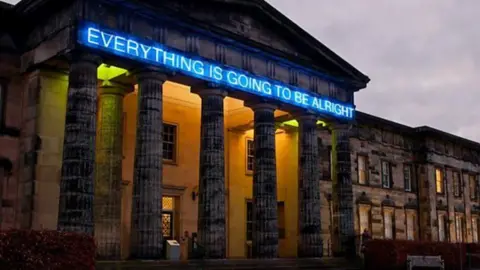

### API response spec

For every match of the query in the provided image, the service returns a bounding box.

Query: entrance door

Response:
[162,212,174,240]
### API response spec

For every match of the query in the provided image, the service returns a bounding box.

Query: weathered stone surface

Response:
[298,114,323,257]
[95,84,126,259]
[130,70,166,259]
[331,124,355,257]
[196,88,227,259]
[251,103,278,258]
[57,52,101,234]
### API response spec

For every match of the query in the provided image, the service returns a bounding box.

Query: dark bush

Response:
[0,229,96,270]
[364,239,467,270]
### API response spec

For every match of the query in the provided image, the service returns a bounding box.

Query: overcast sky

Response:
[3,0,479,142]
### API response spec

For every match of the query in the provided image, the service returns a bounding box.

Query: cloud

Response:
[266,0,480,142]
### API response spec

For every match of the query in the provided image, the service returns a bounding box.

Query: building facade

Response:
[0,0,479,261]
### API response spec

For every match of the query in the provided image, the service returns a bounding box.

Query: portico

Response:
[13,0,369,261]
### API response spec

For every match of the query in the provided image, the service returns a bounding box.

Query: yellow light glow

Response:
[97,64,127,81]
[282,119,327,127]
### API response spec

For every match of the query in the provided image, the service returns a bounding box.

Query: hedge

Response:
[363,239,475,270]
[0,229,96,270]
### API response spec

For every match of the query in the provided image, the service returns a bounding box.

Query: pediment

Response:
[155,0,369,88]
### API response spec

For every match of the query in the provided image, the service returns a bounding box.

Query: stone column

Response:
[95,82,127,259]
[58,52,101,234]
[251,103,278,258]
[195,87,227,259]
[298,114,323,257]
[130,69,165,259]
[331,124,355,257]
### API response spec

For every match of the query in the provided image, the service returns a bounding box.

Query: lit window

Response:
[246,139,254,173]
[436,168,444,194]
[453,172,462,197]
[358,155,368,185]
[406,214,415,240]
[163,124,177,162]
[359,206,370,233]
[384,210,393,239]
[381,161,391,188]
[472,217,479,243]
[456,215,464,243]
[438,213,446,242]
[470,175,478,200]
[404,164,412,192]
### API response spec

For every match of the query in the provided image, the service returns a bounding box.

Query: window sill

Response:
[164,159,178,166]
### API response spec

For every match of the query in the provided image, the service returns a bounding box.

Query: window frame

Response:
[245,138,254,175]
[472,216,479,243]
[381,160,392,189]
[438,213,447,242]
[469,174,478,201]
[358,204,372,234]
[162,122,178,164]
[453,170,462,198]
[456,214,465,243]
[404,164,413,192]
[383,208,395,239]
[405,211,416,241]
[357,154,368,185]
[435,167,445,195]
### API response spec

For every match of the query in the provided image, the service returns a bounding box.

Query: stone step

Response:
[97,258,362,270]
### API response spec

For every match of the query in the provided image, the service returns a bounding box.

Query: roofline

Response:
[258,0,370,87]
[356,111,480,151]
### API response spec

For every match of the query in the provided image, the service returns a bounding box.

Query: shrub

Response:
[364,239,466,270]
[0,229,96,270]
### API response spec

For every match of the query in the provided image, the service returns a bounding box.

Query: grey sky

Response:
[3,0,479,142]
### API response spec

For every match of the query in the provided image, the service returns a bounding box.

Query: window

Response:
[456,215,464,243]
[406,214,415,240]
[384,210,394,239]
[246,139,254,173]
[357,155,368,185]
[162,196,175,239]
[470,175,478,200]
[0,83,4,127]
[246,201,285,241]
[163,124,177,162]
[435,168,444,194]
[438,213,446,242]
[453,172,462,197]
[381,161,391,188]
[473,217,479,243]
[359,206,371,233]
[404,164,412,192]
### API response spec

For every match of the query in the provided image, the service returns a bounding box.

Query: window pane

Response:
[438,214,445,241]
[359,208,369,233]
[384,212,393,239]
[436,169,443,193]
[358,156,367,184]
[473,218,478,243]
[404,165,411,191]
[406,214,414,240]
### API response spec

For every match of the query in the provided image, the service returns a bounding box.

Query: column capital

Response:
[131,66,170,82]
[295,113,319,122]
[99,81,133,96]
[245,101,278,111]
[68,51,102,66]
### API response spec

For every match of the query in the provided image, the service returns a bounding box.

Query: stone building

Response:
[0,0,478,261]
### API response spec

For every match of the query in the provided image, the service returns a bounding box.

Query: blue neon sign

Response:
[78,21,355,120]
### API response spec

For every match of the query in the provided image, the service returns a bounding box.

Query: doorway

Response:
[162,196,175,240]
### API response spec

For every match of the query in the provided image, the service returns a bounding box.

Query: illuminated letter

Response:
[140,44,152,59]
[153,47,163,63]
[227,71,238,85]
[180,57,192,72]
[127,40,139,57]
[238,74,249,88]
[301,93,309,106]
[262,82,272,95]
[192,60,205,76]
[164,52,177,67]
[113,36,126,53]
[294,91,303,104]
[281,87,292,100]
[274,85,282,97]
[100,32,114,48]
[87,27,100,45]
[311,97,321,109]
[324,100,332,113]
[213,66,223,80]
